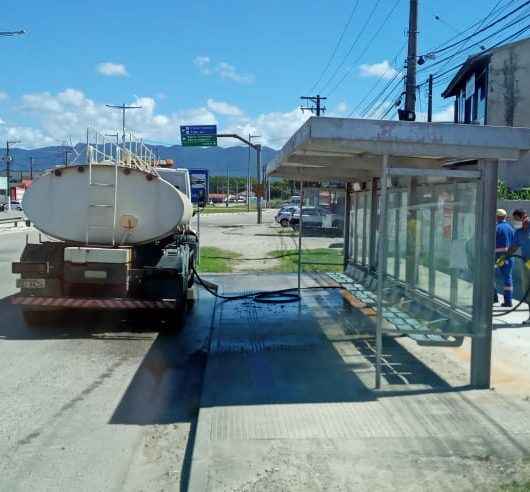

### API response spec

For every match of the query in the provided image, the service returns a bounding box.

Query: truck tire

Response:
[280,218,289,227]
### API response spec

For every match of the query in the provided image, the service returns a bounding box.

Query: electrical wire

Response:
[422,21,530,85]
[326,0,402,97]
[319,0,383,94]
[308,0,360,94]
[419,0,530,58]
[348,41,407,118]
[424,0,515,54]
[418,12,530,75]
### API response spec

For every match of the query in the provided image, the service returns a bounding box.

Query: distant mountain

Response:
[2,144,279,177]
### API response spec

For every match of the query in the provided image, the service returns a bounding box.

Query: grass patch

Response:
[198,247,241,273]
[500,481,530,491]
[267,248,343,273]
[198,206,257,215]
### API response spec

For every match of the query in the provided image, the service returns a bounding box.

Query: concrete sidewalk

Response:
[189,273,530,491]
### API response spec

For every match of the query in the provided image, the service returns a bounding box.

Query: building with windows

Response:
[442,37,530,189]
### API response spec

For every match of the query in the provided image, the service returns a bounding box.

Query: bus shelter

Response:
[267,117,530,389]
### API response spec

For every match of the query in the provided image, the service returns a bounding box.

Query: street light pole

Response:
[4,140,21,211]
[215,133,263,224]
[247,134,260,211]
[105,104,142,144]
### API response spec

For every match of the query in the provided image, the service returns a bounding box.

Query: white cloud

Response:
[194,56,254,84]
[224,108,310,149]
[359,60,398,80]
[193,56,212,74]
[15,88,218,147]
[207,98,243,116]
[96,62,128,77]
[8,88,316,150]
[0,91,8,101]
[0,117,5,125]
[335,101,348,114]
[217,62,255,84]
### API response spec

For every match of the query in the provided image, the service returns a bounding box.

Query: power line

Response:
[425,0,516,54]
[419,0,530,58]
[419,20,530,89]
[319,0,383,94]
[363,75,404,119]
[418,11,530,75]
[348,41,406,117]
[308,0,360,93]
[359,71,402,117]
[328,0,402,97]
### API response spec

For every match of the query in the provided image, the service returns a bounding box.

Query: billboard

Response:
[189,169,209,205]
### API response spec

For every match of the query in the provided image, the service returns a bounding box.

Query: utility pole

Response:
[247,134,260,211]
[256,144,262,223]
[300,95,327,116]
[4,140,21,211]
[105,103,142,144]
[29,157,33,180]
[400,0,419,121]
[226,168,230,206]
[427,74,433,122]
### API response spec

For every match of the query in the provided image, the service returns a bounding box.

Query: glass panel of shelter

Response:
[345,173,480,338]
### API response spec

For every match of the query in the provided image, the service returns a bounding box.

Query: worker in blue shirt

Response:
[495,208,515,307]
[510,208,530,310]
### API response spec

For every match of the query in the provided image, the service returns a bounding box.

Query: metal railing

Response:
[85,128,159,175]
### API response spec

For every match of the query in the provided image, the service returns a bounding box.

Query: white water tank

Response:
[23,164,193,245]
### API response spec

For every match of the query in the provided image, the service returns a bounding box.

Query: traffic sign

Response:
[180,125,217,147]
[189,169,209,205]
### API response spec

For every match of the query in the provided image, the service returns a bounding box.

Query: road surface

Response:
[0,226,213,492]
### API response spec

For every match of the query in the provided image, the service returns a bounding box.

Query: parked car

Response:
[10,200,23,211]
[275,205,299,227]
[289,207,328,228]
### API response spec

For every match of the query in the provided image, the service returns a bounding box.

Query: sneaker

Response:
[501,301,513,308]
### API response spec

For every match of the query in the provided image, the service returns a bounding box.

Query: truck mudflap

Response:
[11,296,178,309]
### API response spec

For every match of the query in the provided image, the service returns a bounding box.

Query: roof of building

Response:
[266,117,530,182]
[441,36,530,98]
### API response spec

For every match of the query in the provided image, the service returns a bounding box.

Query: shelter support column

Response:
[375,155,389,389]
[343,182,352,270]
[470,159,497,388]
[369,178,379,272]
[405,177,418,291]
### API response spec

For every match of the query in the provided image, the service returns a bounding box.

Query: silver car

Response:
[275,205,299,227]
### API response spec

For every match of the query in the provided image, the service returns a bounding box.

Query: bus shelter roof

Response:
[266,117,530,181]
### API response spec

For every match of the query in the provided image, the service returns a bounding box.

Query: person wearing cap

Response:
[495,208,515,307]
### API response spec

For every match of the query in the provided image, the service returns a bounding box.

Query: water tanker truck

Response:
[11,136,198,328]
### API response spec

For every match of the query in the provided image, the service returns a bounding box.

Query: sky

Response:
[0,0,514,150]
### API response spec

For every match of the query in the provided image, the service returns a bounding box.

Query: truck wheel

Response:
[280,218,289,227]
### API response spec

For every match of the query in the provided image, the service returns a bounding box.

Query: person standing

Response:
[495,208,515,307]
[510,209,530,311]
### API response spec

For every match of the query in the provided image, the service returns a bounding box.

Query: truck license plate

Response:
[18,278,46,289]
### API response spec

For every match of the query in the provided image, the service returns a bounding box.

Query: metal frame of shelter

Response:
[267,117,530,389]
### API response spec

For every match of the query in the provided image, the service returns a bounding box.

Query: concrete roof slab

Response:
[267,117,530,181]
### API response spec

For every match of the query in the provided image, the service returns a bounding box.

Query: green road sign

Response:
[180,125,217,147]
